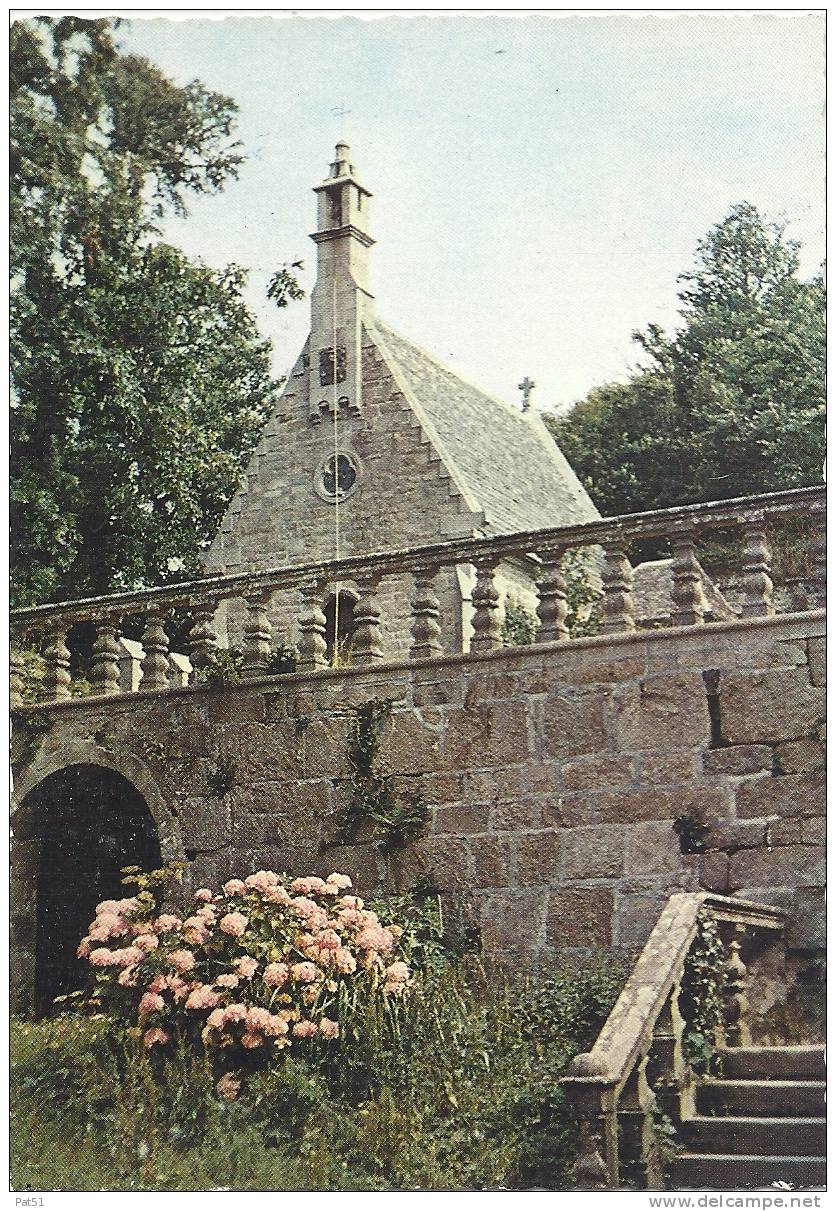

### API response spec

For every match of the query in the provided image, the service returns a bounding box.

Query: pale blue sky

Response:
[120,12,824,413]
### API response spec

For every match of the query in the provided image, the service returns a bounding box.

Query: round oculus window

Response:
[314,450,362,502]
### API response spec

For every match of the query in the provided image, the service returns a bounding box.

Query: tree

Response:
[11,17,290,605]
[547,203,825,517]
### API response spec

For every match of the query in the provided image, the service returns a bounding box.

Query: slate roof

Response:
[371,321,601,536]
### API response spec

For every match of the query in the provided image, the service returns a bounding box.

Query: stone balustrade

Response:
[561,891,785,1189]
[10,485,825,706]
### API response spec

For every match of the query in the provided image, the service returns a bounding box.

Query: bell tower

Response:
[308,143,375,421]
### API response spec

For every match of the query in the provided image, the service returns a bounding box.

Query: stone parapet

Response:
[11,484,825,704]
[12,609,825,1012]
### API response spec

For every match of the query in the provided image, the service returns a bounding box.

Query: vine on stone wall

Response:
[11,709,53,741]
[337,699,430,853]
[679,912,728,1074]
[640,1102,682,1188]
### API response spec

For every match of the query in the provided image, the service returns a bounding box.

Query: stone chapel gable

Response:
[204,145,600,657]
[206,143,598,576]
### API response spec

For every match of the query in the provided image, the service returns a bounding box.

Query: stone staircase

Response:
[562,895,826,1192]
[671,1045,826,1189]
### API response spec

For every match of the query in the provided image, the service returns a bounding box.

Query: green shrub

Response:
[192,645,296,688]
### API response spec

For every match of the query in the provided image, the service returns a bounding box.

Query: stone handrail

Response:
[561,891,785,1190]
[10,484,825,705]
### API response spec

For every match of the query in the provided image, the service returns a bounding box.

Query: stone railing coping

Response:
[10,484,824,630]
[562,892,784,1095]
[12,609,824,714]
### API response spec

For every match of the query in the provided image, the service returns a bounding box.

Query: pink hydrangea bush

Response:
[76,870,414,1081]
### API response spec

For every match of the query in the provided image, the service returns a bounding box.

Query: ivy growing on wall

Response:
[673,806,709,854]
[206,755,237,799]
[12,648,47,705]
[337,699,430,853]
[679,913,728,1074]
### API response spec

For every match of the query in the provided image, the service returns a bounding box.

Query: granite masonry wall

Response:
[11,611,824,1007]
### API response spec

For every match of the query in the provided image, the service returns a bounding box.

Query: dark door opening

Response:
[324,590,357,664]
[24,764,161,1016]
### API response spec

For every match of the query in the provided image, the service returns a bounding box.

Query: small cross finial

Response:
[518,376,536,412]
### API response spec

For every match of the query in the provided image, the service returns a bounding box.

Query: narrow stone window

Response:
[702,669,724,747]
[328,187,342,227]
[319,346,347,386]
[323,454,356,498]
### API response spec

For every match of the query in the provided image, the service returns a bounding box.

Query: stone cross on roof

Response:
[518,376,536,412]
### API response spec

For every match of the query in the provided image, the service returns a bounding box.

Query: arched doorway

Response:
[323,589,357,664]
[20,765,162,1016]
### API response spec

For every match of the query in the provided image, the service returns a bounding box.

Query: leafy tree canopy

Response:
[11,16,292,605]
[547,203,825,517]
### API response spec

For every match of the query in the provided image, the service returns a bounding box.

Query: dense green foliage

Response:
[11,17,287,605]
[12,926,625,1191]
[547,203,825,517]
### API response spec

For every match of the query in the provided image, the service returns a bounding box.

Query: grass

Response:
[11,954,626,1192]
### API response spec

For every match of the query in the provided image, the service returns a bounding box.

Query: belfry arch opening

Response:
[324,589,357,664]
[18,764,161,1016]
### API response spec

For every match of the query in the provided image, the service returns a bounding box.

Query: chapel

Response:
[206,144,601,658]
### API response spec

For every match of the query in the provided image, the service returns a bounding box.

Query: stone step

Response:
[718,1046,825,1081]
[681,1116,826,1156]
[697,1079,826,1118]
[669,1153,826,1190]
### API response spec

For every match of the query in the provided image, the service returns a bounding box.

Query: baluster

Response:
[722,929,752,1046]
[470,556,502,652]
[353,575,385,665]
[671,526,706,627]
[410,566,442,660]
[90,615,122,697]
[808,527,826,609]
[570,1109,613,1191]
[241,592,273,677]
[297,582,328,672]
[42,626,72,702]
[537,548,569,643]
[601,540,635,634]
[619,1055,663,1189]
[188,599,219,672]
[647,975,694,1123]
[564,1071,617,1189]
[141,609,171,691]
[10,641,27,708]
[740,521,774,618]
